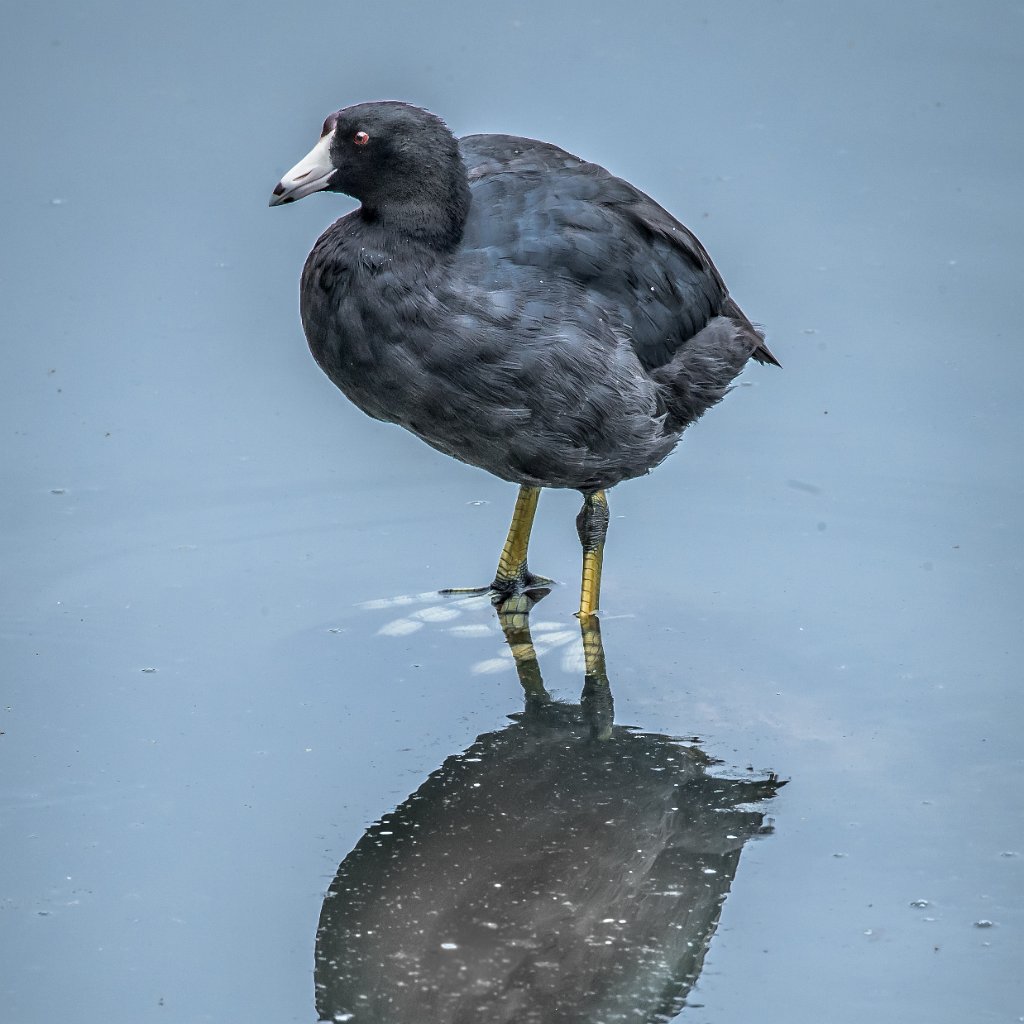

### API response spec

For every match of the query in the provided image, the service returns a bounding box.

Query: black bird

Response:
[270,101,778,616]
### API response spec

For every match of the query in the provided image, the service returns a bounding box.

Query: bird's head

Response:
[269,101,462,210]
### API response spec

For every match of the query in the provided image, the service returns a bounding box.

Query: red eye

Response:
[353,131,369,146]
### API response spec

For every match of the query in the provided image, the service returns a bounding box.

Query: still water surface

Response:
[2,1,1022,1021]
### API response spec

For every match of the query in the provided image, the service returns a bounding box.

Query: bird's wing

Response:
[458,134,766,370]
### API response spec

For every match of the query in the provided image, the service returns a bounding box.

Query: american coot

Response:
[270,101,778,617]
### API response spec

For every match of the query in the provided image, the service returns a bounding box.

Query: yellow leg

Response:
[440,485,550,599]
[576,490,609,618]
[492,485,550,592]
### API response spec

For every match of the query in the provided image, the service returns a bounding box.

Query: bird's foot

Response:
[439,569,554,604]
[494,569,555,593]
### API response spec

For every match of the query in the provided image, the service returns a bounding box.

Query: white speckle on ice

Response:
[377,618,424,637]
[413,606,460,623]
[448,624,492,638]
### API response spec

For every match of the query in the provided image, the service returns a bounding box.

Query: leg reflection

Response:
[494,591,551,706]
[495,591,613,739]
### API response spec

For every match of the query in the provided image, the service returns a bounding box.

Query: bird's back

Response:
[457,134,774,372]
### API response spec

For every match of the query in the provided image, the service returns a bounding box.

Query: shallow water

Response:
[3,1,1022,1021]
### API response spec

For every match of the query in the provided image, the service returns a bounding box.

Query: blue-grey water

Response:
[2,1,1022,1021]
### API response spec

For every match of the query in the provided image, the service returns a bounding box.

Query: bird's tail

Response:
[750,336,782,367]
[722,297,781,367]
[651,317,757,431]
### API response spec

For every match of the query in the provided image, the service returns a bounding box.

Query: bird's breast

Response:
[300,244,454,423]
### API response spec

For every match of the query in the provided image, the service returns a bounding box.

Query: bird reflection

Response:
[315,593,783,1024]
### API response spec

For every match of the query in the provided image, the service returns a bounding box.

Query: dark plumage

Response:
[271,101,777,612]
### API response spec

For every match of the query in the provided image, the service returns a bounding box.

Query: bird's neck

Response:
[360,175,471,252]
